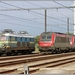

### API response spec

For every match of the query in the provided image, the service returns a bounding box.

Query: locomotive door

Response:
[55,36,60,48]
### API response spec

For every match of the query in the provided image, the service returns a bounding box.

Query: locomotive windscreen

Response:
[41,35,51,41]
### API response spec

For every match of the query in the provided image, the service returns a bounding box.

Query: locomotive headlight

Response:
[0,44,3,48]
[70,41,72,44]
[50,41,52,43]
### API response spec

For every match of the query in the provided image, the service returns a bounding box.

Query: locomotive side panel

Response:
[54,35,70,50]
[54,36,60,48]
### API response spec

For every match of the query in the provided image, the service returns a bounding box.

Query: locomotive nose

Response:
[0,44,3,48]
[39,41,53,47]
[0,44,7,50]
[0,44,5,52]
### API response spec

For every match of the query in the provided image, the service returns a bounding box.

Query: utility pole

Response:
[45,9,47,33]
[67,18,69,34]
[74,1,75,35]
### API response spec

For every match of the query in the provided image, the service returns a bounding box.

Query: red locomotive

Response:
[38,32,75,53]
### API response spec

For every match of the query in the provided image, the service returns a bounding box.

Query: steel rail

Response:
[0,52,75,67]
[0,55,75,74]
[0,52,75,74]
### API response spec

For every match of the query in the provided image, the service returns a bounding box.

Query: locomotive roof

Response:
[41,32,73,37]
[0,33,34,38]
[41,32,71,35]
[0,29,34,38]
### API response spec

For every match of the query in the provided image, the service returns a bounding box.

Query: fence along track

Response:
[0,52,75,74]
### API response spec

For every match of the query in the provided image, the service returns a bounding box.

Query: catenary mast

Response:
[74,1,75,35]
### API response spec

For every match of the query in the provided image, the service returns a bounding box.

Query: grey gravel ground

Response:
[35,62,75,74]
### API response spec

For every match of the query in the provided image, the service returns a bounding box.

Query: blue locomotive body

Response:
[0,29,35,55]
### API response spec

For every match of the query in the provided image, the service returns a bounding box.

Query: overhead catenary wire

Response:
[25,1,74,25]
[0,1,73,24]
[0,1,73,23]
[25,0,74,33]
[0,1,73,32]
[53,0,74,12]
[0,20,43,29]
[0,0,74,2]
[0,6,75,11]
[52,0,74,33]
[52,0,74,19]
[55,10,73,24]
[25,1,43,8]
[0,20,73,31]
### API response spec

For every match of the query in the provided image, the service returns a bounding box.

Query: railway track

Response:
[0,52,75,74]
[0,53,42,61]
[0,52,74,67]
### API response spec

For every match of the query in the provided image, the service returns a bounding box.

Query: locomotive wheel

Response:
[14,52,18,55]
[57,48,61,54]
[7,52,11,56]
[22,52,25,55]
[0,53,1,56]
[52,50,56,54]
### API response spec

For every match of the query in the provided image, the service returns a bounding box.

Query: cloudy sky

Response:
[0,1,74,36]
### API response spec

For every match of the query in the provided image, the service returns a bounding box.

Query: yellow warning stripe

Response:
[0,41,17,43]
[30,42,34,44]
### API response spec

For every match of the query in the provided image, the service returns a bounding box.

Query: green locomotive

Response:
[0,29,35,55]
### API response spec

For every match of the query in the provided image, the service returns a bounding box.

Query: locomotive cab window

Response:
[20,37,22,41]
[42,35,46,39]
[32,38,34,41]
[11,37,15,41]
[41,35,52,41]
[25,38,27,42]
[27,38,30,41]
[47,35,51,39]
[30,38,32,41]
[15,37,17,41]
